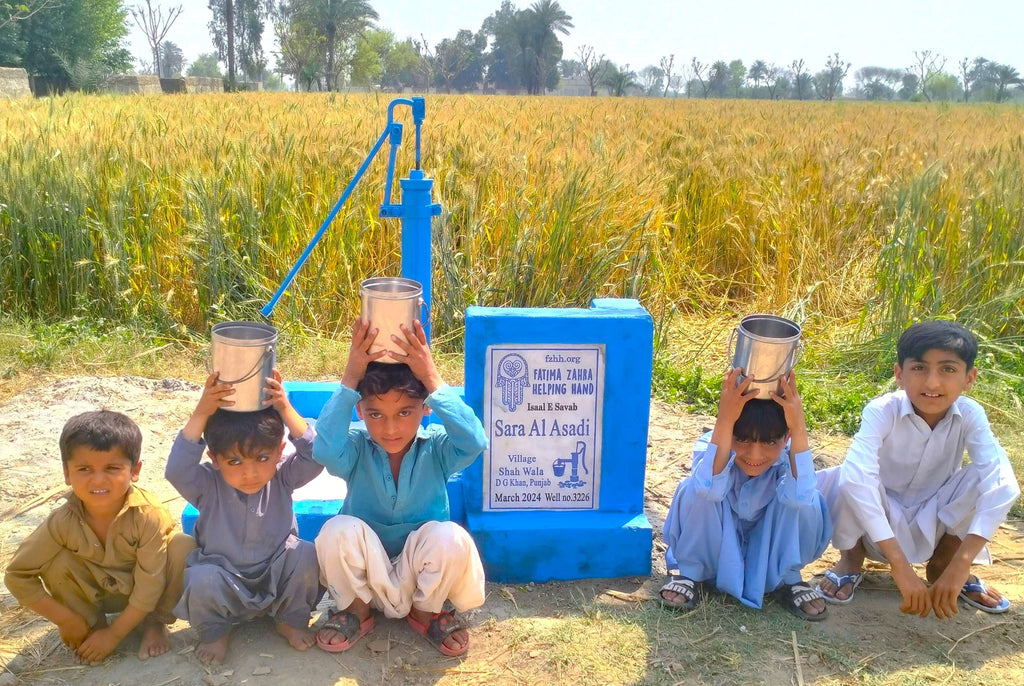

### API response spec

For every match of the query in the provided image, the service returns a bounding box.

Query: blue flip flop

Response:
[959,577,1010,614]
[819,569,863,604]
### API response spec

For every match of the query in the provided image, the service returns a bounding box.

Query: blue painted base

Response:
[181,499,344,542]
[465,511,652,583]
[180,477,467,540]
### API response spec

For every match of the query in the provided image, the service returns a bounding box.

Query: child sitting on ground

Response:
[816,320,1020,617]
[661,368,832,621]
[313,319,487,656]
[165,369,323,664]
[5,410,193,664]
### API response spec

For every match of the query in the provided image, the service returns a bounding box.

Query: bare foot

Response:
[276,622,316,651]
[138,622,170,660]
[819,543,866,602]
[196,632,230,665]
[72,652,104,666]
[801,595,826,616]
[818,565,863,601]
[408,606,468,655]
[317,599,373,650]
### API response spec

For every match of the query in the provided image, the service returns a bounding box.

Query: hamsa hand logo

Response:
[495,353,529,411]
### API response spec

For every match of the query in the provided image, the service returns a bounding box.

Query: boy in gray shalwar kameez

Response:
[166,370,323,665]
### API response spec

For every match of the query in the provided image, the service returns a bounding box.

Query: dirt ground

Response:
[0,377,1022,685]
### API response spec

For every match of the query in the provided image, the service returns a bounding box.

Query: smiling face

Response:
[357,389,430,460]
[63,446,141,516]
[895,348,977,428]
[209,441,285,495]
[731,434,788,477]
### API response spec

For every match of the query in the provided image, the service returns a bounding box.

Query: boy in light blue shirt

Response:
[313,319,487,657]
[661,368,832,620]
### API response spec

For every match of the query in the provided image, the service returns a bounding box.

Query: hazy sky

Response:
[128,0,1023,75]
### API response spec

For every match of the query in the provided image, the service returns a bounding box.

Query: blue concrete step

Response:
[181,476,467,542]
[465,510,652,583]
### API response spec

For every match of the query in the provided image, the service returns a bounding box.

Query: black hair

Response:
[897,320,978,369]
[732,399,789,443]
[59,410,143,467]
[356,362,428,400]
[204,407,284,457]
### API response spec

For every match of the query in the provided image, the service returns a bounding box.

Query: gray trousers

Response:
[175,537,322,642]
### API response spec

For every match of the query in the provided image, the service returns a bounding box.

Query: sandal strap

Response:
[425,608,466,646]
[660,576,698,602]
[787,584,823,606]
[961,576,988,594]
[823,569,862,588]
[322,610,364,640]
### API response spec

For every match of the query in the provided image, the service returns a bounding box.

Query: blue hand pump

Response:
[261,97,442,342]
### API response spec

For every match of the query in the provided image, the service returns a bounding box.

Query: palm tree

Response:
[991,64,1022,103]
[299,0,378,90]
[524,0,572,95]
[602,63,637,97]
[748,60,767,94]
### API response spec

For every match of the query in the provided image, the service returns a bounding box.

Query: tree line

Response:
[1,0,1021,103]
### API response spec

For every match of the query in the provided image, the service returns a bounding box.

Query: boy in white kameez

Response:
[313,319,487,657]
[817,320,1020,617]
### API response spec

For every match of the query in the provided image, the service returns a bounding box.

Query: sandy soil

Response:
[0,376,1021,685]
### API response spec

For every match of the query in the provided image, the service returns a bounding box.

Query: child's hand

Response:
[717,367,759,425]
[181,372,235,442]
[196,372,236,416]
[929,561,970,619]
[769,371,805,428]
[341,318,388,389]
[894,568,933,618]
[391,320,444,394]
[770,370,809,455]
[76,626,121,664]
[263,369,291,412]
[264,368,310,437]
[57,613,91,650]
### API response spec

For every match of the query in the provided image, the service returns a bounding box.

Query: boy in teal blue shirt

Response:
[313,319,487,657]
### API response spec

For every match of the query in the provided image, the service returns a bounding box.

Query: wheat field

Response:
[1,93,1022,363]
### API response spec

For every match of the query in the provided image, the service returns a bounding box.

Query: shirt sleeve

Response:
[689,432,731,502]
[126,506,175,614]
[838,398,896,543]
[311,384,363,481]
[961,400,1021,539]
[164,431,215,508]
[3,511,68,606]
[424,385,488,477]
[776,446,818,508]
[278,425,324,491]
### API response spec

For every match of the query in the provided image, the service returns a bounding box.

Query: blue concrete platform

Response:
[180,381,469,540]
[181,466,467,543]
[466,511,652,582]
[182,499,345,542]
[462,299,655,582]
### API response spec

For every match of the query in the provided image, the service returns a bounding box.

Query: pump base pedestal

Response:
[465,510,652,583]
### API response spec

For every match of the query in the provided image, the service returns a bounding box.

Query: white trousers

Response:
[314,515,486,619]
[816,464,990,564]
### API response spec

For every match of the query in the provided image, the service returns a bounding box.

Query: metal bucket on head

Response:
[360,277,425,363]
[210,321,277,412]
[728,314,802,397]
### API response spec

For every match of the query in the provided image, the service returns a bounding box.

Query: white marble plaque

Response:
[483,344,604,511]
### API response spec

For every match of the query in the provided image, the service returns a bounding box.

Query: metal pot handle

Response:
[211,345,274,385]
[419,297,431,327]
[749,340,802,384]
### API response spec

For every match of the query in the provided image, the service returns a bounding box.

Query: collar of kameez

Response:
[896,389,964,422]
[67,484,146,520]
